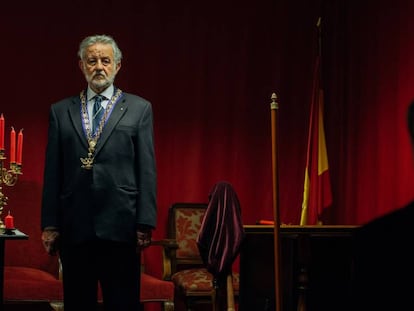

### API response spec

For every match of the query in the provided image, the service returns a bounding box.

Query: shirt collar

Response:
[87,85,114,101]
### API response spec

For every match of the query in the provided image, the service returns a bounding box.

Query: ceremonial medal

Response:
[79,89,122,169]
[80,140,97,169]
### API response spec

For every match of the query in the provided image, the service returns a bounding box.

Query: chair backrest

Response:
[167,202,208,272]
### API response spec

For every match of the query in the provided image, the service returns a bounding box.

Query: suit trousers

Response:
[59,237,141,311]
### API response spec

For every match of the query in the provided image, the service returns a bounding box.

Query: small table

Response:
[0,229,28,310]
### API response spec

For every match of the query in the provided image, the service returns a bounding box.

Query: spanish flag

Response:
[300,55,332,225]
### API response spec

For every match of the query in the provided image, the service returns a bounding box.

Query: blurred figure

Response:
[352,101,414,310]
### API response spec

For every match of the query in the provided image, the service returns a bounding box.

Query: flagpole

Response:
[317,17,321,58]
[300,16,326,226]
[270,92,282,311]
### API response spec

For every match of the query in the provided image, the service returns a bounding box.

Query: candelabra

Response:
[0,149,22,233]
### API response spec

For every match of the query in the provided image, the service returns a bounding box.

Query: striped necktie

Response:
[92,95,104,133]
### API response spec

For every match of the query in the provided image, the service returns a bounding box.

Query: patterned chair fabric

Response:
[175,208,205,259]
[172,268,239,293]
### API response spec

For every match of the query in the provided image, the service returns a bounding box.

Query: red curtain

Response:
[2,2,414,310]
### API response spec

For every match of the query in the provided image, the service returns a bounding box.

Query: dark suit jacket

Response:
[41,89,157,245]
[353,201,414,310]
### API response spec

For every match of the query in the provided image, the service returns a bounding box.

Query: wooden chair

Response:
[163,202,240,311]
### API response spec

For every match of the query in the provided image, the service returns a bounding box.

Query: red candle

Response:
[0,114,4,150]
[10,127,15,163]
[16,129,23,165]
[5,211,14,229]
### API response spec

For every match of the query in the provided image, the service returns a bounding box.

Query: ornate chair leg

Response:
[164,301,174,311]
[50,301,64,311]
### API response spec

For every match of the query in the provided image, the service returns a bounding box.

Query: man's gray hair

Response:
[78,34,123,64]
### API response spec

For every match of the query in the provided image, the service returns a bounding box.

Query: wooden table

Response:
[239,225,358,311]
[0,229,28,310]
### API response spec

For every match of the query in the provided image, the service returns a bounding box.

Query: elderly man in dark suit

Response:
[352,102,414,310]
[40,34,157,311]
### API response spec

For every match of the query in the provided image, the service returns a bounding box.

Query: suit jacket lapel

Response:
[94,95,128,156]
[68,97,89,150]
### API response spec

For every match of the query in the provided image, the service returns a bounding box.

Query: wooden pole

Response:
[270,93,282,311]
[226,274,235,311]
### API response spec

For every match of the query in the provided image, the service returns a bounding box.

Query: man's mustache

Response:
[93,71,106,78]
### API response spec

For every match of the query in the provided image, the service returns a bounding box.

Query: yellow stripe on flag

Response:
[300,169,310,225]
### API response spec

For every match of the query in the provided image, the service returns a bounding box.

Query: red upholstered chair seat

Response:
[96,272,174,302]
[141,272,175,302]
[4,266,63,301]
[93,263,176,311]
[4,267,174,302]
[171,267,239,294]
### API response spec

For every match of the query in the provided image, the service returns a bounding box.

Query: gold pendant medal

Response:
[80,139,96,169]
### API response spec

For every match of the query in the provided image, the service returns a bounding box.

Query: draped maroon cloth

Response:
[196,181,245,279]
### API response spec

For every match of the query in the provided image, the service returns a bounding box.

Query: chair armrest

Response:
[150,239,178,280]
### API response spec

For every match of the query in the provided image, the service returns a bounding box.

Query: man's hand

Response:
[137,225,152,250]
[41,228,60,256]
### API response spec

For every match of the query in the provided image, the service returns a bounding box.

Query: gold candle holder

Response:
[0,149,22,233]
